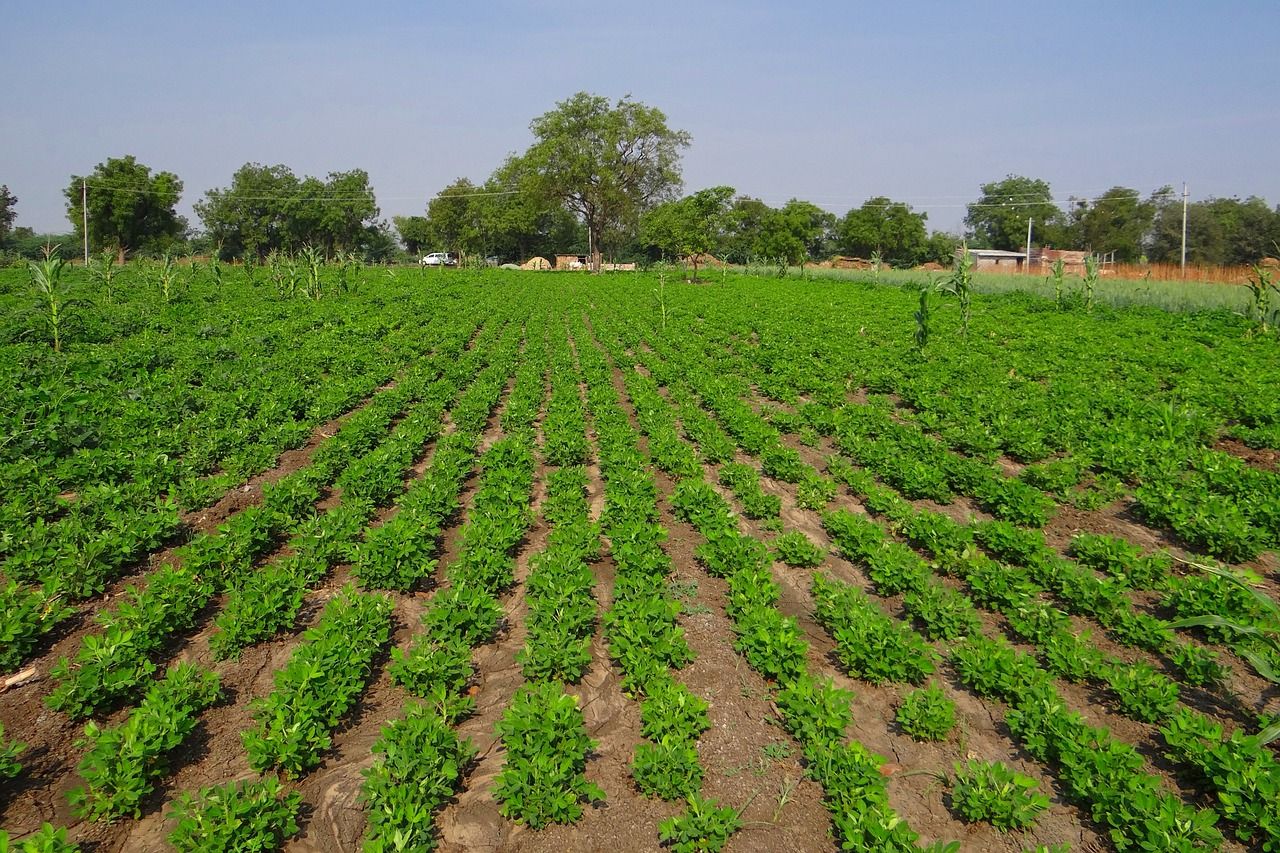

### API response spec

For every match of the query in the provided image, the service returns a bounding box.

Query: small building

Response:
[1031,248,1090,271]
[963,248,1027,271]
[555,254,588,270]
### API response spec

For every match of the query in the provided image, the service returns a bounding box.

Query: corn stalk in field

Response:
[208,256,223,289]
[336,251,362,295]
[1242,265,1276,334]
[1167,560,1280,743]
[938,245,973,335]
[913,285,931,353]
[1082,255,1099,312]
[301,245,324,299]
[156,253,178,304]
[88,251,119,304]
[27,249,73,352]
[1048,258,1066,309]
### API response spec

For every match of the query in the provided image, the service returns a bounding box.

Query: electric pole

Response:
[1180,182,1188,279]
[82,180,89,265]
[1026,217,1033,274]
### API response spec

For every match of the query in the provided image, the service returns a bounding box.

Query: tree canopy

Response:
[641,185,734,275]
[1065,186,1157,263]
[836,197,929,266]
[196,164,381,260]
[0,185,16,244]
[518,92,690,271]
[965,175,1063,251]
[65,155,184,259]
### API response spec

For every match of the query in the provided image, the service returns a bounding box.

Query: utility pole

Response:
[1180,182,1188,278]
[1025,217,1033,274]
[82,180,89,265]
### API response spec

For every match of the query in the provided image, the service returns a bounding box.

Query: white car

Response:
[420,252,458,267]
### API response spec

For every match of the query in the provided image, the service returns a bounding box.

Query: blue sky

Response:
[4,0,1278,234]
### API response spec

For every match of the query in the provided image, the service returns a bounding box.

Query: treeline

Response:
[394,174,1280,269]
[1,157,399,264]
[4,105,1279,268]
[962,176,1280,266]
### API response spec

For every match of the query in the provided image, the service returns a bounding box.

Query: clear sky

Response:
[4,0,1278,235]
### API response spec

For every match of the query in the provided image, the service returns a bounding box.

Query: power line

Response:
[83,179,521,202]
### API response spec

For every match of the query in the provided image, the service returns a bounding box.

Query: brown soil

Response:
[1215,436,1279,472]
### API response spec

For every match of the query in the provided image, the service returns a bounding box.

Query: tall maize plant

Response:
[28,250,72,352]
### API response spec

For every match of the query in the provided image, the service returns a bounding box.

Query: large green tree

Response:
[717,196,832,267]
[0,185,16,244]
[779,199,836,263]
[836,197,929,266]
[196,163,300,259]
[965,175,1064,251]
[721,196,774,264]
[1148,194,1280,266]
[470,156,583,262]
[197,164,382,260]
[393,215,432,255]
[1206,196,1280,265]
[641,185,734,277]
[1065,186,1157,262]
[519,92,690,272]
[423,178,485,258]
[296,169,380,255]
[65,155,184,259]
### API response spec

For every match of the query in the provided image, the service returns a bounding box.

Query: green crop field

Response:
[1,263,1279,852]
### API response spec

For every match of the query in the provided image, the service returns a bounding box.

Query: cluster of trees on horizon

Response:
[3,94,1279,269]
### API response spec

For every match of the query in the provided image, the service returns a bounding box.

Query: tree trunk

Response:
[588,222,601,273]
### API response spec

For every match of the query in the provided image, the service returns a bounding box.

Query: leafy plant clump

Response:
[243,586,393,777]
[658,795,743,853]
[0,723,26,780]
[896,683,956,742]
[71,663,221,820]
[772,530,826,568]
[0,824,81,852]
[167,777,302,853]
[360,702,477,850]
[949,760,1048,831]
[494,682,604,827]
[632,738,703,801]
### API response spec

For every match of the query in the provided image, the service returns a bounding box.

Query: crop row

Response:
[1,335,461,676]
[657,277,1279,563]
[38,347,466,719]
[0,294,463,615]
[242,585,393,777]
[634,309,1276,719]
[214,324,507,653]
[163,322,529,852]
[610,313,1237,850]
[653,432,934,847]
[820,462,1269,848]
[575,325,713,813]
[362,329,544,850]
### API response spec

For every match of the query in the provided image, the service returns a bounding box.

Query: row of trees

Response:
[964,176,1280,266]
[195,164,390,259]
[634,177,1280,270]
[638,189,958,270]
[5,92,1279,267]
